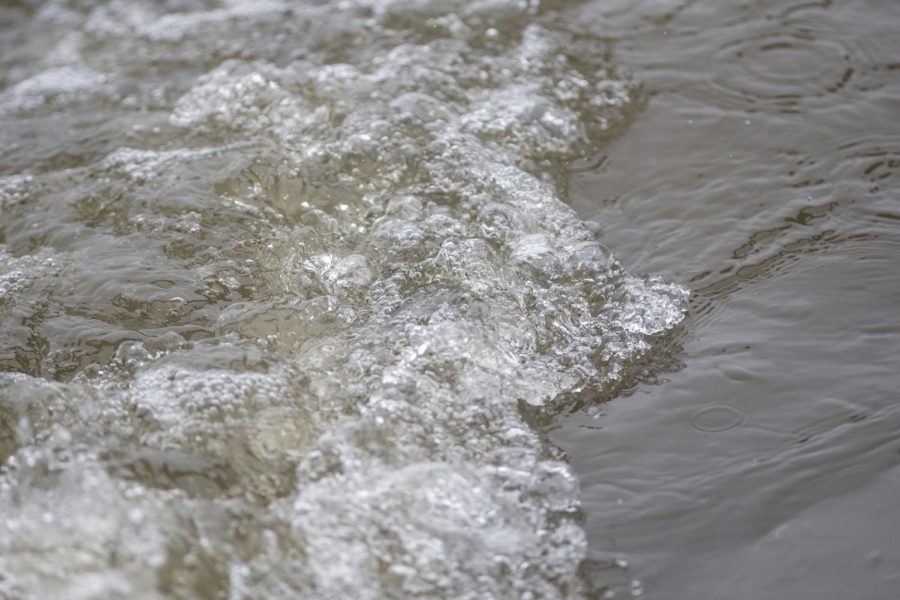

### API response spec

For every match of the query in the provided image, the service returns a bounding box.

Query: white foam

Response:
[0,0,687,596]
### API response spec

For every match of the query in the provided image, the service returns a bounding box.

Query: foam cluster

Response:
[0,1,686,597]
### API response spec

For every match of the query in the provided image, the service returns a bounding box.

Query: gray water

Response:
[554,1,900,598]
[0,1,897,599]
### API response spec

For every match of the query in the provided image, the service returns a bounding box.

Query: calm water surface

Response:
[0,0,897,598]
[555,1,900,598]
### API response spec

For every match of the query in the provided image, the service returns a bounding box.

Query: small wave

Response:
[0,1,686,597]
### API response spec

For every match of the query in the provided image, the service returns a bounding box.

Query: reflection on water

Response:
[557,0,900,598]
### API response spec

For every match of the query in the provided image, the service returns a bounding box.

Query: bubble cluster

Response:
[0,0,686,597]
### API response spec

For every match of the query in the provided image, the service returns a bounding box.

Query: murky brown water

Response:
[0,0,897,598]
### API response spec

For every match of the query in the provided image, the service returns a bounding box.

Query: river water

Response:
[0,1,897,599]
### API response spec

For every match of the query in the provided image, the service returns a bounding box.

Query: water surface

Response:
[554,1,900,598]
[0,0,898,599]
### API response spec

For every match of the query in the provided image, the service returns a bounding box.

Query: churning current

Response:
[0,1,687,598]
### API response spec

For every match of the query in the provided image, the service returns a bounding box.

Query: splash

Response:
[0,1,686,597]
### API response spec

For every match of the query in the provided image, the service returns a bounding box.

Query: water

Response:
[0,1,897,599]
[552,0,900,598]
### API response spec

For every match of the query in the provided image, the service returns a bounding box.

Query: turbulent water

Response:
[0,1,688,598]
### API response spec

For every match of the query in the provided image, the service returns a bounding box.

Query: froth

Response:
[0,1,686,597]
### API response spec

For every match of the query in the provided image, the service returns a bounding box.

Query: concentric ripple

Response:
[0,1,686,598]
[709,20,855,112]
